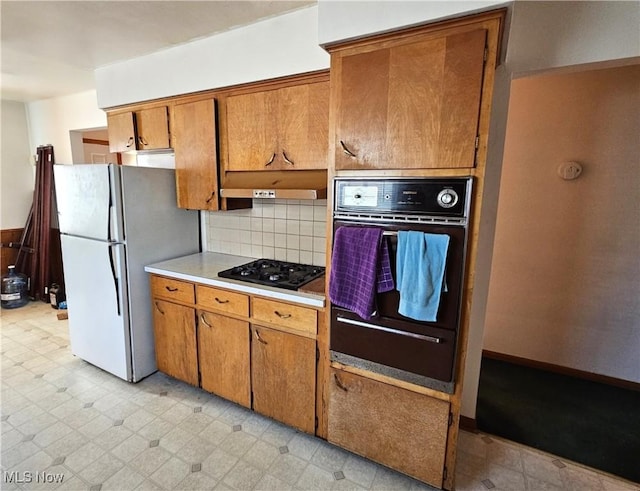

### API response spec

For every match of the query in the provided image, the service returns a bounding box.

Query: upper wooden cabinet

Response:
[173,99,219,210]
[331,27,487,170]
[107,106,170,153]
[224,80,330,171]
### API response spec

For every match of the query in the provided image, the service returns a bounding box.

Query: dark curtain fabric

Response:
[15,145,65,301]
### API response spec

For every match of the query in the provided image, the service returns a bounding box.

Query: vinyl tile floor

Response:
[2,302,639,491]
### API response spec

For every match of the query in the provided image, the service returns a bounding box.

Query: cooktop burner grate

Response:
[218,259,325,291]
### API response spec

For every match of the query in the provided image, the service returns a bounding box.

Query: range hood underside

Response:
[221,170,328,200]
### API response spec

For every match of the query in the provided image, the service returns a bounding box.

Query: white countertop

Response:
[145,252,325,308]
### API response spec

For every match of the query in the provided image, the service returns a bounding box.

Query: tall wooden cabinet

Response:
[331,26,487,170]
[173,99,219,210]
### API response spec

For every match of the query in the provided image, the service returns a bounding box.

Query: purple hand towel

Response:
[329,226,394,320]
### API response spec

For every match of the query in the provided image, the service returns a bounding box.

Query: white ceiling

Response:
[0,0,315,102]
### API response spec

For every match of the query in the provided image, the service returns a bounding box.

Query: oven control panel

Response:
[335,178,471,217]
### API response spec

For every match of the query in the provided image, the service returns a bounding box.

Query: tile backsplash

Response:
[204,199,328,266]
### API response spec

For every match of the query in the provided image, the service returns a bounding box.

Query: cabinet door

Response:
[173,99,219,210]
[107,112,136,153]
[328,368,450,487]
[151,299,198,386]
[198,311,251,408]
[136,106,170,150]
[277,82,329,170]
[251,325,316,433]
[226,91,277,171]
[335,29,487,170]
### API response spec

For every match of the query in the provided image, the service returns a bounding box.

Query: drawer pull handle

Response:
[125,137,135,148]
[340,140,357,158]
[165,286,178,292]
[255,329,268,345]
[154,302,165,315]
[206,190,216,203]
[214,297,229,304]
[200,313,212,328]
[274,311,291,319]
[138,136,149,146]
[264,153,276,167]
[334,374,348,392]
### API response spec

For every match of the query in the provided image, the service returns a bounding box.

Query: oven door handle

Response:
[336,316,443,344]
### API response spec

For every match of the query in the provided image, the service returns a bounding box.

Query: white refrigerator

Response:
[54,163,199,382]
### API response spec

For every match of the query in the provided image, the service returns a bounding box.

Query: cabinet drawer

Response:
[151,276,195,304]
[197,285,249,317]
[252,298,317,336]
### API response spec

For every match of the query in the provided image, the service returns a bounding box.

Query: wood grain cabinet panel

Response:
[198,311,251,407]
[328,367,450,488]
[107,107,170,153]
[197,285,249,317]
[251,325,316,433]
[334,28,487,170]
[136,106,170,150]
[252,297,317,336]
[151,299,198,386]
[107,112,136,153]
[173,99,219,210]
[151,276,195,304]
[225,81,329,171]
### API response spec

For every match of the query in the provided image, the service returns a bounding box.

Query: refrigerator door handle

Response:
[108,243,121,316]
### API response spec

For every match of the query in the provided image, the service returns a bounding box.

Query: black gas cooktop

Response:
[218,259,325,291]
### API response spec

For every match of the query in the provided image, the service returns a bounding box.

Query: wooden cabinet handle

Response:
[274,310,291,319]
[282,151,294,166]
[214,297,229,304]
[334,373,348,392]
[200,313,212,328]
[126,137,135,148]
[340,140,357,158]
[254,329,268,345]
[138,136,149,146]
[264,153,276,167]
[206,190,216,203]
[165,286,178,292]
[154,301,165,315]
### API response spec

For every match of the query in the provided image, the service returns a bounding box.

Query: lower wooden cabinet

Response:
[328,367,450,488]
[251,325,316,434]
[151,299,198,386]
[198,310,251,407]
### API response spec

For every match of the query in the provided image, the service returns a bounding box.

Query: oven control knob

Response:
[437,189,458,208]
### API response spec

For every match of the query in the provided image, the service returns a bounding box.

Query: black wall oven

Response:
[330,178,472,394]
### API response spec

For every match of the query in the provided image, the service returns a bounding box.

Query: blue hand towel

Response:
[396,231,450,322]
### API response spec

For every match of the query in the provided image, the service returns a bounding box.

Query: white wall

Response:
[95,6,329,109]
[506,1,640,76]
[317,0,509,45]
[483,65,640,383]
[26,90,107,165]
[1,100,34,229]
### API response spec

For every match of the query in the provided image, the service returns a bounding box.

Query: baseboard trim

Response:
[459,415,477,432]
[482,350,640,392]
